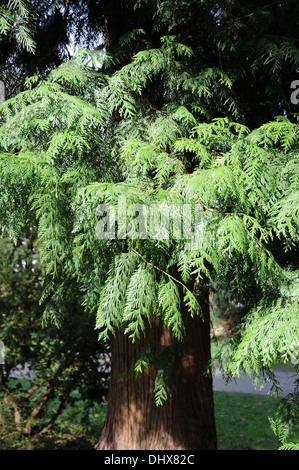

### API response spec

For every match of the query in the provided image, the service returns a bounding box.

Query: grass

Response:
[1,391,298,450]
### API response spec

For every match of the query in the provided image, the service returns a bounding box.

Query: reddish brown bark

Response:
[95,282,217,450]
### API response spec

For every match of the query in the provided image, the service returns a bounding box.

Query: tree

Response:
[0,235,110,439]
[0,0,110,97]
[0,0,298,450]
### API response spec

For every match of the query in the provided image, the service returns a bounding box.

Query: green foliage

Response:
[123,265,156,342]
[269,380,299,449]
[0,236,110,437]
[214,392,283,450]
[228,273,299,377]
[1,47,298,337]
[157,278,184,341]
[95,253,139,342]
[0,0,36,53]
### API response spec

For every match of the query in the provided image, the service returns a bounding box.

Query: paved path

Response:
[213,367,298,397]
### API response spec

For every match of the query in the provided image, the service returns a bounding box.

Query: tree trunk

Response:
[95,280,217,450]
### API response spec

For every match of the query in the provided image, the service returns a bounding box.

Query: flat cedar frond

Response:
[0,0,36,53]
